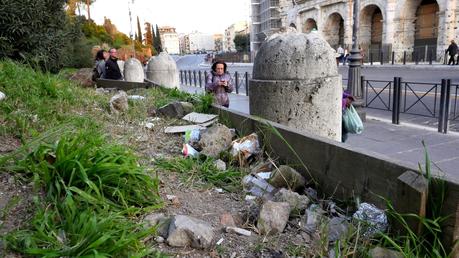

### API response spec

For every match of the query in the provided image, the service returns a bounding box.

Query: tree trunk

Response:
[86,0,91,20]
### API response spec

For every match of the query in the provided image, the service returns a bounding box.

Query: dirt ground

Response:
[0,113,323,258]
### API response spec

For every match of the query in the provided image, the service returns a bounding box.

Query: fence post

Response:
[235,71,239,94]
[370,52,373,65]
[392,51,395,65]
[179,71,183,84]
[245,72,249,96]
[439,79,447,133]
[188,70,192,85]
[444,79,451,133]
[392,77,402,124]
[193,71,197,86]
[429,50,433,65]
[380,51,383,65]
[198,71,202,88]
[361,76,366,106]
[403,51,406,65]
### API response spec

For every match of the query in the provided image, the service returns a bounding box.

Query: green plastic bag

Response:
[343,105,364,134]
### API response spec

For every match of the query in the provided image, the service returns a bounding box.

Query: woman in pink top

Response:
[205,61,234,108]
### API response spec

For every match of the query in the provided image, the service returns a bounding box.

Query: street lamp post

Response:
[347,0,364,109]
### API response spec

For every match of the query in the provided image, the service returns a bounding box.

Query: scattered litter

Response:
[166,195,176,201]
[257,172,271,180]
[155,236,165,243]
[165,124,206,134]
[242,174,275,198]
[128,95,146,100]
[226,226,252,236]
[215,188,224,193]
[353,203,388,238]
[182,144,199,157]
[182,112,218,124]
[245,195,257,201]
[231,133,260,164]
[213,159,227,171]
[216,238,224,245]
[144,122,154,129]
[184,129,201,143]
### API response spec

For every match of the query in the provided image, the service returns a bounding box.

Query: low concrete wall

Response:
[211,105,459,255]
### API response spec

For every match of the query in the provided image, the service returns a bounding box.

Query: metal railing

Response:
[179,70,251,96]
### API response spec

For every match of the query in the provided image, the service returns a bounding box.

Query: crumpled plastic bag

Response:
[231,133,260,163]
[353,202,387,238]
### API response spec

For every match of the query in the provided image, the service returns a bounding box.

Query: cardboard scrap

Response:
[182,112,217,124]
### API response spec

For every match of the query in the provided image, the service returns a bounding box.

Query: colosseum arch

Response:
[303,18,318,33]
[398,0,440,60]
[322,12,344,49]
[359,4,384,57]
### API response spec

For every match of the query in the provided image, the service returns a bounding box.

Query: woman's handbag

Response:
[343,105,364,134]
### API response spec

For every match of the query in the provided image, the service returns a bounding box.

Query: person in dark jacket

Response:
[105,48,122,80]
[446,40,458,65]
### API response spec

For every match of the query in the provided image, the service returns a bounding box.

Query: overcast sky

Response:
[88,0,250,36]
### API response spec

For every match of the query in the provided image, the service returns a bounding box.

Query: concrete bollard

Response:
[123,58,144,82]
[249,32,342,141]
[146,52,179,89]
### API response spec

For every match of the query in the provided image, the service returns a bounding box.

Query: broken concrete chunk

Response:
[257,201,290,235]
[182,112,218,124]
[109,91,129,114]
[368,247,403,258]
[269,165,306,192]
[157,101,193,118]
[273,188,310,214]
[143,213,171,238]
[198,124,233,158]
[167,215,215,249]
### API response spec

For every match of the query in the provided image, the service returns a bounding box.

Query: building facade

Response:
[188,31,215,52]
[224,21,250,52]
[251,0,458,61]
[159,26,180,54]
[214,34,224,52]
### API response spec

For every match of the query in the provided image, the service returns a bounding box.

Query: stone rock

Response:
[144,213,171,238]
[109,91,129,114]
[167,215,215,249]
[244,198,262,225]
[257,201,290,235]
[303,204,325,233]
[353,203,388,238]
[157,101,193,118]
[273,188,310,214]
[368,247,403,258]
[69,68,94,87]
[146,52,179,88]
[327,217,349,243]
[269,165,306,192]
[0,91,5,101]
[198,124,233,158]
[220,213,236,227]
[250,32,342,141]
[155,236,165,243]
[123,58,144,82]
[214,159,227,171]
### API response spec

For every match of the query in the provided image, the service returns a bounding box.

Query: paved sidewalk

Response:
[181,85,459,183]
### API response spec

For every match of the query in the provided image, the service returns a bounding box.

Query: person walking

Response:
[342,92,355,143]
[205,61,234,108]
[105,48,123,80]
[337,45,345,65]
[446,40,458,65]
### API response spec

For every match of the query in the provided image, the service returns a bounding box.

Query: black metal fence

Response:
[179,70,251,96]
[180,69,458,133]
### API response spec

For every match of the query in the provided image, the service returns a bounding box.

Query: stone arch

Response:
[303,18,317,33]
[322,12,344,49]
[359,4,384,54]
[397,0,440,59]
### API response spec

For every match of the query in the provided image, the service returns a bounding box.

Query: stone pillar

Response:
[146,52,179,89]
[117,60,125,78]
[249,32,342,141]
[123,58,144,82]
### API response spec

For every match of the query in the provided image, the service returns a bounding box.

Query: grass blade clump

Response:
[2,129,162,212]
[5,196,157,257]
[155,156,243,192]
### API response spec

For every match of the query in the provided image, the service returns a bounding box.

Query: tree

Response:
[153,24,162,53]
[136,16,143,44]
[103,17,117,38]
[144,22,153,46]
[234,33,250,52]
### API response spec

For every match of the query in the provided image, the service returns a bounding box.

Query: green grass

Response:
[155,156,244,192]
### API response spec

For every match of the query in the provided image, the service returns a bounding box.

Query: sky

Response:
[87,0,251,36]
